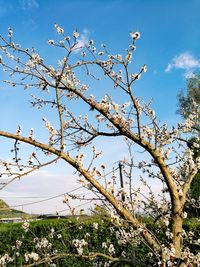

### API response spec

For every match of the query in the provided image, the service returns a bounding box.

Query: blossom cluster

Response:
[24,252,39,263]
[0,254,13,266]
[72,239,88,255]
[34,237,52,250]
[42,117,58,143]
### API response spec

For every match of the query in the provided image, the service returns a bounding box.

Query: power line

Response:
[57,201,92,214]
[1,186,83,209]
[1,196,52,199]
[0,166,120,209]
[1,192,95,199]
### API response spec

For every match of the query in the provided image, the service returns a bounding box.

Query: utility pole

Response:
[119,162,125,203]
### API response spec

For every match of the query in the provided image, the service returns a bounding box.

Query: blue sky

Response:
[0,0,200,214]
[0,0,199,120]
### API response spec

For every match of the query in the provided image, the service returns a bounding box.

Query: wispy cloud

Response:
[72,28,90,52]
[165,52,200,78]
[18,0,39,10]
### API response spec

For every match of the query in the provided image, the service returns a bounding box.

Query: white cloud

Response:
[0,169,80,214]
[165,52,200,78]
[19,0,39,10]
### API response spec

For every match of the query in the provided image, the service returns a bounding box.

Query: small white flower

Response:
[55,24,64,34]
[30,252,39,262]
[149,109,155,119]
[98,51,104,56]
[22,221,30,232]
[8,28,13,38]
[73,30,79,38]
[115,54,122,61]
[15,240,22,249]
[64,36,71,41]
[48,40,55,45]
[183,212,187,219]
[142,64,147,72]
[108,244,115,254]
[59,40,64,45]
[16,126,22,136]
[130,31,140,40]
[129,44,136,51]
[102,242,107,249]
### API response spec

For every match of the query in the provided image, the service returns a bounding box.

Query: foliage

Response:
[0,217,199,266]
[177,73,200,217]
[0,217,149,266]
[177,72,200,123]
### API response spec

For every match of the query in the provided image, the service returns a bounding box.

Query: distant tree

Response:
[177,73,200,128]
[177,74,200,217]
[0,26,199,266]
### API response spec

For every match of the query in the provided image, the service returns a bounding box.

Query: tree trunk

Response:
[171,213,183,258]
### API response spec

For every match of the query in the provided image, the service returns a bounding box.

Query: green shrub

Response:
[0,216,199,266]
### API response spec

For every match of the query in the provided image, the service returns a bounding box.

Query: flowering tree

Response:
[0,25,199,266]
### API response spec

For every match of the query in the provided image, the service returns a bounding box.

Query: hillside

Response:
[0,199,27,218]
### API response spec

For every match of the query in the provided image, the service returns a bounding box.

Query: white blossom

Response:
[108,244,115,254]
[22,221,30,232]
[130,31,140,40]
[73,30,79,38]
[54,24,64,34]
